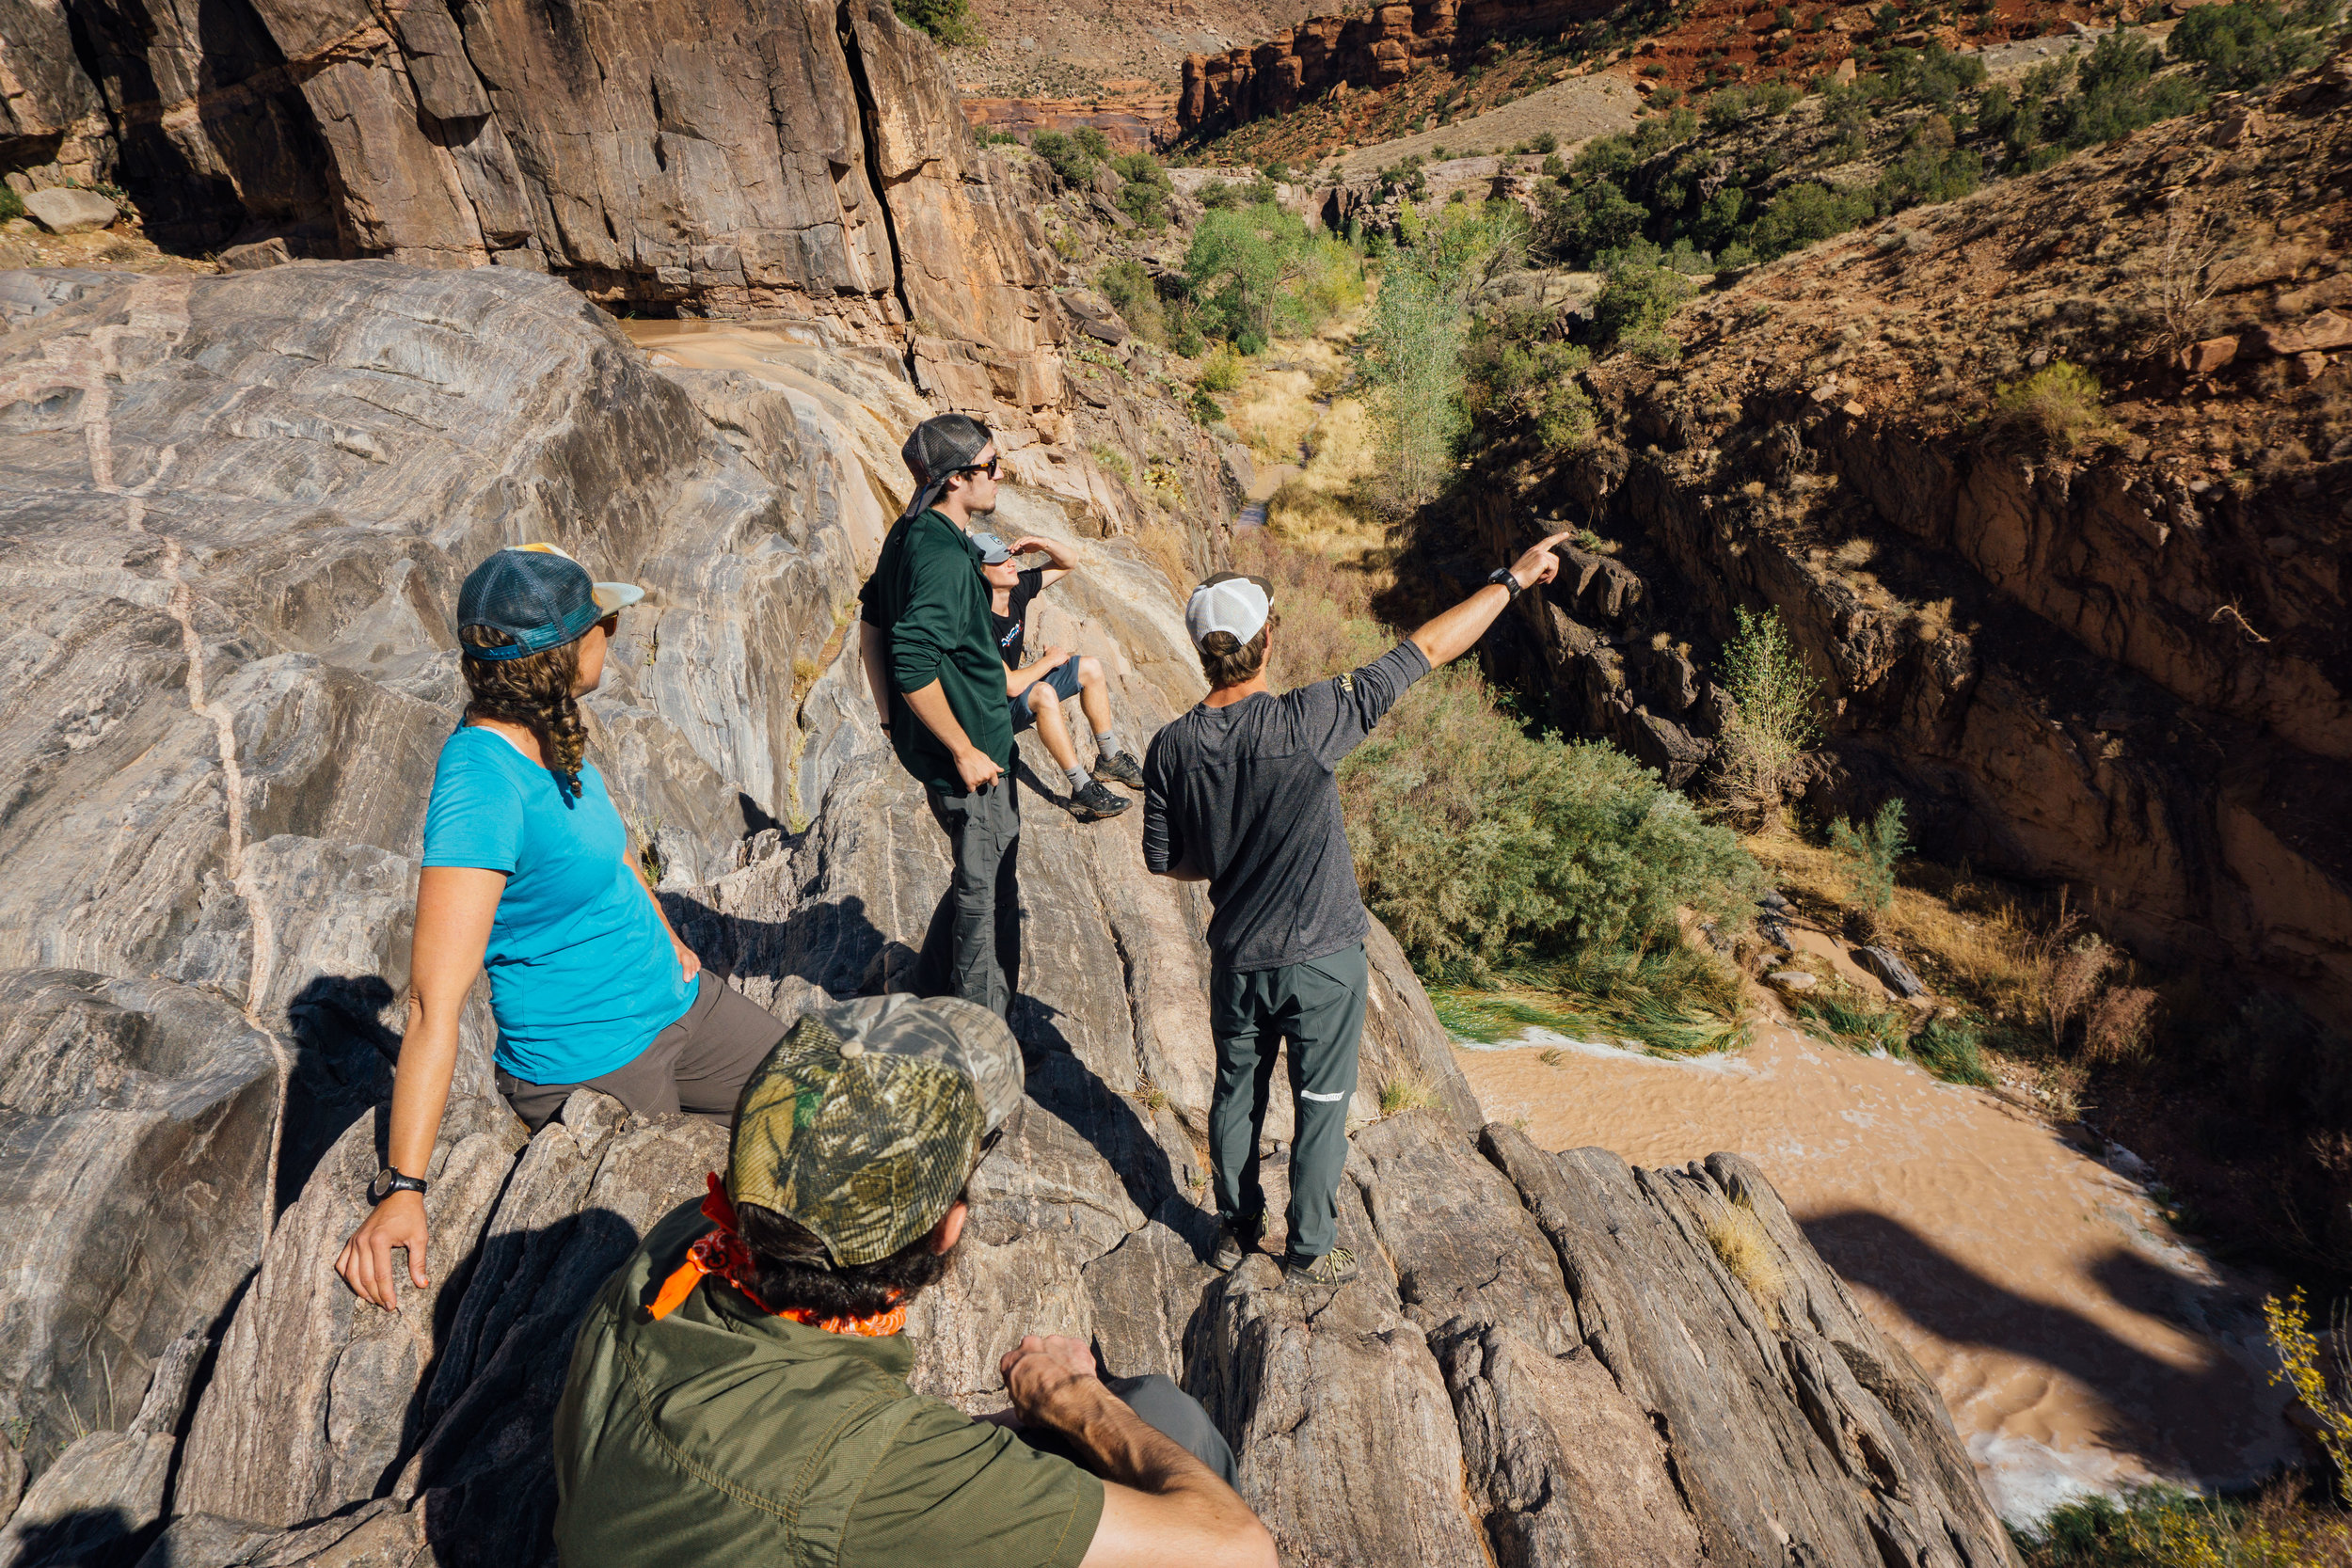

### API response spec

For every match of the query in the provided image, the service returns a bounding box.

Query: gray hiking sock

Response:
[1095,730,1121,759]
[1064,764,1091,792]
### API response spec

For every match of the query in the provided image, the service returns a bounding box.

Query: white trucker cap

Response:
[1184,572,1272,647]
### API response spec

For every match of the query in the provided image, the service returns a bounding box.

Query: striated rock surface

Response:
[0,261,2013,1566]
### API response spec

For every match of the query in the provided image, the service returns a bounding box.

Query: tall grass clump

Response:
[1993,362,2107,450]
[1705,1197,1786,1322]
[1829,798,1908,942]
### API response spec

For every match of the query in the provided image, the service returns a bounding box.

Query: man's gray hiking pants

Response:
[1207,942,1367,1263]
[915,778,1020,1022]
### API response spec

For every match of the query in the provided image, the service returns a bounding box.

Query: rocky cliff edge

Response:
[0,262,2016,1568]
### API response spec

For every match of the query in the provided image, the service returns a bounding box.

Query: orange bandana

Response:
[647,1173,907,1338]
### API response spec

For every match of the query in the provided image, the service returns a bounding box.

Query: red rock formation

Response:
[960,87,1180,151]
[1178,0,1607,138]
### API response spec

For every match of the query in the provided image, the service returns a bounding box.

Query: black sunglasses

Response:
[954,456,1000,480]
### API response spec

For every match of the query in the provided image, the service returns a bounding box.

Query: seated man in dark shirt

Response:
[977,531,1143,823]
[1141,530,1571,1290]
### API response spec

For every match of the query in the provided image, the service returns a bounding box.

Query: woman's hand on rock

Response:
[336,1193,430,1311]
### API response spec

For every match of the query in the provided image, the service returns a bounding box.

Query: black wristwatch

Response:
[369,1167,428,1204]
[1486,566,1524,600]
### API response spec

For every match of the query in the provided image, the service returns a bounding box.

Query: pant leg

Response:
[915,784,1019,1019]
[1103,1375,1241,1489]
[1207,966,1279,1238]
[667,977,791,1122]
[1276,943,1368,1263]
[1017,1375,1240,1490]
[495,977,707,1132]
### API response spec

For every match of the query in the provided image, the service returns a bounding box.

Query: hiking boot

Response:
[1211,1222,1260,1272]
[1282,1247,1359,1291]
[1070,779,1131,821]
[1090,750,1145,789]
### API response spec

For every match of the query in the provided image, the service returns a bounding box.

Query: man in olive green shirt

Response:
[860,415,1023,1020]
[553,994,1273,1568]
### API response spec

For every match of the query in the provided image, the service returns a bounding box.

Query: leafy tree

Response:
[1460,310,1595,460]
[1183,204,1360,349]
[2169,1,2324,84]
[1593,257,1690,347]
[1359,201,1526,507]
[1074,127,1112,162]
[1711,606,1820,824]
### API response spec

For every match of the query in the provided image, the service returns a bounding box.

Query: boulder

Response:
[2251,309,2352,356]
[19,189,116,235]
[2180,334,2238,373]
[1855,944,1928,998]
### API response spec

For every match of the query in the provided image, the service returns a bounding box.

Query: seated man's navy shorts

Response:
[1009,657,1083,733]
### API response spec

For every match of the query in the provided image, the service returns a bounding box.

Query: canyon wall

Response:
[1177,0,1605,140]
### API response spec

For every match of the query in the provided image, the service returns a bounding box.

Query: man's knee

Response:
[1077,656,1104,686]
[1106,1374,1240,1487]
[1025,681,1056,715]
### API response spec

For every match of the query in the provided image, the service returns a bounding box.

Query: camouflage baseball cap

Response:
[727,994,1023,1266]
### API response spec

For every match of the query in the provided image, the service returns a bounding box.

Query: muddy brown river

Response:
[1456,1022,2297,1522]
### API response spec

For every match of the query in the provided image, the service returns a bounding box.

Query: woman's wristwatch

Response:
[1486,566,1524,600]
[369,1167,428,1203]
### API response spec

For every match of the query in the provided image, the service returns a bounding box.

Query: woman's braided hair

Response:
[459,625,588,796]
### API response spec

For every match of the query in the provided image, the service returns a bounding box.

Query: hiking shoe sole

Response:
[1070,782,1131,821]
[1090,752,1146,789]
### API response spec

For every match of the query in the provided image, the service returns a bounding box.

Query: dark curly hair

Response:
[459,624,588,797]
[735,1196,961,1320]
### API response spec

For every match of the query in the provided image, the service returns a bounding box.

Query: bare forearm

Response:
[1057,1382,1250,1522]
[387,996,461,1179]
[1408,582,1514,669]
[903,680,978,755]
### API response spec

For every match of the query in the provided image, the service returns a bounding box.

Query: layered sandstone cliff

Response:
[1178,0,1606,139]
[0,259,2019,1568]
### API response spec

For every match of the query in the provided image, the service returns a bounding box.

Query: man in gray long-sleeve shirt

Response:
[1143,531,1572,1289]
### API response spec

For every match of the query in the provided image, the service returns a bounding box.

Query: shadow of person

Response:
[1801,1207,2282,1476]
[279,974,401,1212]
[1,1504,142,1568]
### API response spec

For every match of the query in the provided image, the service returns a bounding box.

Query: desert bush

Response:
[1532,130,1561,152]
[2046,933,2117,1049]
[1753,79,1803,113]
[1712,606,1821,822]
[1113,154,1172,231]
[2169,1,2326,86]
[1993,361,2107,449]
[1098,259,1165,344]
[0,185,21,223]
[1744,180,1879,260]
[1460,309,1597,460]
[1197,341,1245,393]
[1704,87,1753,131]
[1074,127,1112,162]
[1347,682,1763,976]
[1593,258,1690,349]
[1030,130,1095,184]
[894,0,982,44]
[2084,984,2159,1064]
[1830,798,1908,930]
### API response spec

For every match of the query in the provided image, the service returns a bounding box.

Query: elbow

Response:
[1234,1519,1278,1568]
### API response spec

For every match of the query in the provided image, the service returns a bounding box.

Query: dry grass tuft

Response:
[1136,525,1192,594]
[1378,1071,1436,1116]
[1228,366,1323,463]
[1265,399,1391,567]
[1706,1198,1785,1320]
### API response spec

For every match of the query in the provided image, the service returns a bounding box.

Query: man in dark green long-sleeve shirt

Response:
[860,415,1023,1019]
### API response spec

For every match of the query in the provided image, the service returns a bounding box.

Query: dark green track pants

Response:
[1207,942,1367,1263]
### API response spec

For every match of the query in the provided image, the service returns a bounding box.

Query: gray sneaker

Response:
[1090,750,1145,789]
[1211,1222,1259,1272]
[1282,1247,1359,1291]
[1070,779,1131,821]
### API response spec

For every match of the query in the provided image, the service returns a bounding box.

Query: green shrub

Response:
[1593,259,1689,346]
[1197,341,1245,392]
[1907,1015,1993,1085]
[1753,79,1802,113]
[1704,87,1752,131]
[1992,361,2106,449]
[1188,386,1224,424]
[1461,310,1596,458]
[1536,177,1648,266]
[894,0,982,44]
[0,185,21,223]
[1881,40,1988,104]
[1830,798,1909,917]
[1345,670,1765,976]
[1531,130,1560,152]
[1098,259,1165,344]
[1743,180,1878,260]
[2168,1,2324,85]
[1117,180,1168,230]
[1074,127,1112,162]
[1030,130,1095,184]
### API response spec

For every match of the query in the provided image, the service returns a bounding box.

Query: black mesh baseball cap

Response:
[899,414,993,522]
[456,544,644,662]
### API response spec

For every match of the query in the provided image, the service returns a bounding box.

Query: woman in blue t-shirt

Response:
[336,544,788,1310]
